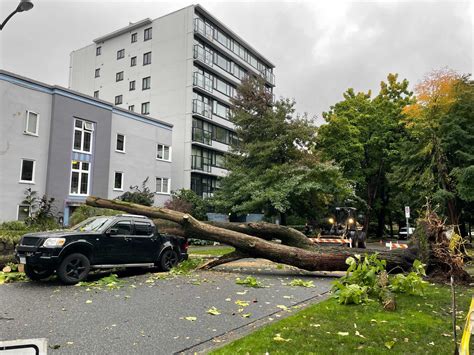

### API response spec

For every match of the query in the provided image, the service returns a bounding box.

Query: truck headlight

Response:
[43,238,66,248]
[328,218,334,224]
[348,218,354,224]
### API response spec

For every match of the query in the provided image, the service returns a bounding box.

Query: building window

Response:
[96,46,101,56]
[156,177,170,194]
[131,32,137,43]
[141,102,150,115]
[128,105,134,112]
[116,133,125,152]
[95,68,100,78]
[115,95,123,105]
[129,80,136,91]
[114,172,124,190]
[25,111,39,136]
[156,144,171,161]
[17,205,30,221]
[70,161,90,195]
[93,90,99,98]
[144,27,152,41]
[19,159,35,183]
[73,119,93,153]
[117,49,125,59]
[142,76,151,90]
[116,71,124,82]
[143,52,151,65]
[131,56,137,67]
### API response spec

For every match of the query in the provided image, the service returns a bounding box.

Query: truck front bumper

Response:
[16,246,61,267]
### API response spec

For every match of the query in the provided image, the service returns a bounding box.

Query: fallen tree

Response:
[86,197,470,281]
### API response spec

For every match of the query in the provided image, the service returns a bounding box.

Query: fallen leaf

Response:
[242,313,251,318]
[338,332,349,336]
[273,333,291,342]
[225,298,231,302]
[85,300,92,304]
[184,316,197,321]
[66,342,74,345]
[310,324,321,328]
[276,305,289,311]
[235,300,249,307]
[384,340,395,349]
[428,342,435,346]
[207,307,221,316]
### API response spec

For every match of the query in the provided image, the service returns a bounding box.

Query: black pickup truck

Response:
[15,214,188,284]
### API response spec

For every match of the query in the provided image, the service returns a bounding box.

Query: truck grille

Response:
[21,236,41,246]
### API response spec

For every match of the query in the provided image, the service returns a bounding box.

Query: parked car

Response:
[398,227,415,239]
[15,214,188,284]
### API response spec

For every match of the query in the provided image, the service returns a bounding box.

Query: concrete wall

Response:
[0,80,52,221]
[108,111,172,206]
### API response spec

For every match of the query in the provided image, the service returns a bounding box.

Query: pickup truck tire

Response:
[57,253,90,285]
[159,249,179,271]
[24,265,54,281]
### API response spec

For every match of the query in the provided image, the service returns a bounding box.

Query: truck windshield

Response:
[71,217,114,232]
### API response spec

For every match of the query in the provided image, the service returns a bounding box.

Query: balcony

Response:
[193,72,213,93]
[193,45,213,67]
[194,18,214,42]
[191,155,211,173]
[192,127,212,146]
[192,99,212,119]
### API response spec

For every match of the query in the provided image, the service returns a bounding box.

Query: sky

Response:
[1,0,472,124]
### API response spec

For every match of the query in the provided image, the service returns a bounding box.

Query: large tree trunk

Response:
[86,197,416,272]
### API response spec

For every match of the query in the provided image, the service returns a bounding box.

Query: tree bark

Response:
[86,196,416,272]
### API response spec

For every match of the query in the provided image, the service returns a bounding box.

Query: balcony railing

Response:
[193,72,213,93]
[194,18,214,41]
[192,99,212,119]
[193,45,213,67]
[191,155,211,172]
[192,127,212,146]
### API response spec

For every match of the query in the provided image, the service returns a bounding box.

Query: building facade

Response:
[69,4,275,197]
[0,70,173,225]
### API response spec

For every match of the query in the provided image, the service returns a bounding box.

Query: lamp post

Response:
[0,0,34,30]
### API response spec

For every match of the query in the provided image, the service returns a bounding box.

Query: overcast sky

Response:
[1,0,472,123]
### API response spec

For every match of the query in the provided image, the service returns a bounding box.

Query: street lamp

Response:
[0,0,34,31]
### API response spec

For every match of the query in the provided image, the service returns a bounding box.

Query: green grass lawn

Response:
[188,246,235,257]
[212,284,473,354]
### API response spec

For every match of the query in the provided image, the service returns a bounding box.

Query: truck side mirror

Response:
[107,228,119,236]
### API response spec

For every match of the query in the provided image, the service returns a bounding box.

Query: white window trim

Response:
[24,110,39,136]
[19,159,35,184]
[156,144,172,162]
[72,118,94,154]
[115,133,126,153]
[155,177,171,195]
[69,161,90,196]
[113,171,124,191]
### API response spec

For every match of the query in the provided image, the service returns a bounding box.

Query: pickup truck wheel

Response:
[159,249,179,271]
[57,253,90,285]
[24,265,54,281]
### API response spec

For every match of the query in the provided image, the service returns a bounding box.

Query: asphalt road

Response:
[0,262,334,354]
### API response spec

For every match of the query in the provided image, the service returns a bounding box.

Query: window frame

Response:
[96,46,101,56]
[131,32,137,43]
[113,171,124,191]
[116,71,124,82]
[19,159,35,184]
[156,144,171,162]
[72,118,94,154]
[144,27,152,41]
[128,105,135,112]
[117,49,125,60]
[24,110,39,136]
[142,76,151,90]
[130,56,137,67]
[155,177,170,195]
[93,90,99,99]
[95,68,100,78]
[115,133,126,153]
[69,160,90,196]
[115,95,123,105]
[143,52,151,66]
[129,80,136,91]
[141,102,150,115]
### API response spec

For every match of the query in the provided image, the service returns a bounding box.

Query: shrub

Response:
[117,177,154,206]
[69,205,121,226]
[164,189,210,220]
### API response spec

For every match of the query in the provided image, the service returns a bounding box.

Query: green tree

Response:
[316,74,413,237]
[164,189,210,220]
[392,69,474,233]
[117,177,154,206]
[212,77,350,225]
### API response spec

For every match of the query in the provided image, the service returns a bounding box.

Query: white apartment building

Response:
[69,4,275,197]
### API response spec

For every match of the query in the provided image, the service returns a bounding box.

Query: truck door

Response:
[106,220,135,263]
[127,220,156,263]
